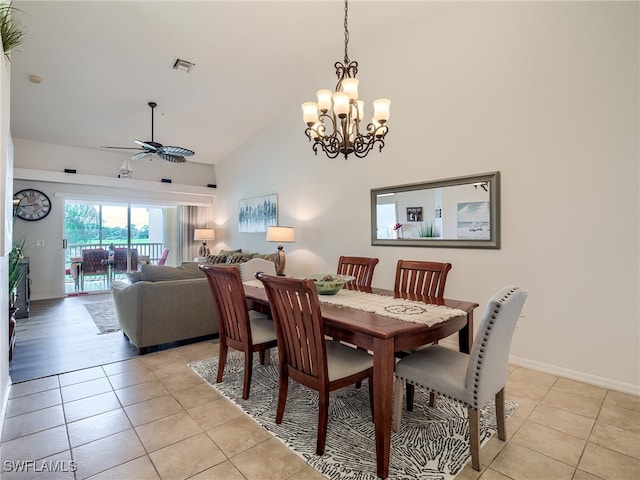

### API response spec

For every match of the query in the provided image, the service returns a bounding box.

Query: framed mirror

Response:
[371,171,500,249]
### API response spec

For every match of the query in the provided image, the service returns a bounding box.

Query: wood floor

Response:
[10,293,219,383]
[9,293,140,383]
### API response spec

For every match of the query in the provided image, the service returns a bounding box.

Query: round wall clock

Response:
[14,189,52,221]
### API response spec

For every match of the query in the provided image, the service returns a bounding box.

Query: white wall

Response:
[1,33,13,435]
[213,3,639,393]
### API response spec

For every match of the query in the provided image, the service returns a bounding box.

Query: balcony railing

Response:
[66,243,166,267]
[65,242,167,294]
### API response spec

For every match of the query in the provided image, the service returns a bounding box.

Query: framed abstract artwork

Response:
[238,194,278,233]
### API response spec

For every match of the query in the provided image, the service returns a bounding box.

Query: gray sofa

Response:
[110,262,218,354]
[110,250,277,354]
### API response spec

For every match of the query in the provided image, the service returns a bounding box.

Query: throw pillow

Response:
[226,253,246,264]
[204,254,227,264]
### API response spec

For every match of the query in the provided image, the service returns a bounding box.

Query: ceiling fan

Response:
[101,101,195,163]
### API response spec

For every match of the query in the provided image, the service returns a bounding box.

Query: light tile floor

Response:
[2,340,639,480]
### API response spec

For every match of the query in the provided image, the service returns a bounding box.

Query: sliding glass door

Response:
[64,200,177,294]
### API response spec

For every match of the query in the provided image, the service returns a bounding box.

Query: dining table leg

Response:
[458,310,474,354]
[372,336,395,479]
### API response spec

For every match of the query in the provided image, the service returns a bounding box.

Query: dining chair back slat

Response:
[337,256,379,288]
[394,260,452,297]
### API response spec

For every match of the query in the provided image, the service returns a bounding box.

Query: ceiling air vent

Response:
[171,58,195,74]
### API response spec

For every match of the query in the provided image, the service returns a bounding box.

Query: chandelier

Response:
[301,0,390,160]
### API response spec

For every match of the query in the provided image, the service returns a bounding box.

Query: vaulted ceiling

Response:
[9,1,453,166]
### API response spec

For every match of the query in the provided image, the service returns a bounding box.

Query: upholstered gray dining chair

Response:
[256,272,374,456]
[392,286,527,471]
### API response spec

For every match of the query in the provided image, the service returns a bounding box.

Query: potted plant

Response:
[0,1,26,60]
[417,222,440,238]
[9,236,26,310]
[8,236,26,361]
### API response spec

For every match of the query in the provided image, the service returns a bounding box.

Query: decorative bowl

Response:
[304,274,356,295]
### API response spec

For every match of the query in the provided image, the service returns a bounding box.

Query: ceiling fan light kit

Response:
[101,101,195,163]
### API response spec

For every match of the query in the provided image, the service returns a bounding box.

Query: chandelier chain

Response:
[343,0,350,65]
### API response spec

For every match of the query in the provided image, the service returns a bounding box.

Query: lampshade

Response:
[266,226,296,243]
[194,229,215,241]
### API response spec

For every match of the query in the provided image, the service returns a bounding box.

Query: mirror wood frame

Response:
[370,171,501,249]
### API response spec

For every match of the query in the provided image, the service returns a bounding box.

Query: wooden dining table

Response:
[243,283,479,479]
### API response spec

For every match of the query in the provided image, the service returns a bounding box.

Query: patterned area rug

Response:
[190,352,517,480]
[84,301,121,334]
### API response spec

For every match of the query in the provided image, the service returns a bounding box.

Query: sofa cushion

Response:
[252,252,277,262]
[126,271,142,284]
[219,248,242,256]
[141,263,205,282]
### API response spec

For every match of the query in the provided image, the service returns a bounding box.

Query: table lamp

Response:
[266,226,295,276]
[194,228,215,258]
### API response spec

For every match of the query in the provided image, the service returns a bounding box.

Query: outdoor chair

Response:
[200,264,277,400]
[157,247,169,266]
[256,272,374,455]
[81,249,109,289]
[392,286,527,470]
[113,248,139,275]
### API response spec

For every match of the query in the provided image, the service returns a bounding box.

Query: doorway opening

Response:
[64,200,178,294]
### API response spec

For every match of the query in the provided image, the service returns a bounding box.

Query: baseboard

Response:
[439,338,640,396]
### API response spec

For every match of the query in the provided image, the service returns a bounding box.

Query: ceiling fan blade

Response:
[160,145,195,156]
[134,140,158,151]
[131,151,152,161]
[100,146,145,151]
[157,152,187,163]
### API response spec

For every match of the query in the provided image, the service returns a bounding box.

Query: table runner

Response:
[244,280,467,327]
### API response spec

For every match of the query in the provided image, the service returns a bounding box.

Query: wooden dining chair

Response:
[256,272,374,455]
[394,259,453,407]
[336,255,379,288]
[199,264,278,400]
[393,286,527,470]
[394,259,452,297]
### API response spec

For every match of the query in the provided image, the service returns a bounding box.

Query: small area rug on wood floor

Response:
[84,301,121,334]
[190,352,517,480]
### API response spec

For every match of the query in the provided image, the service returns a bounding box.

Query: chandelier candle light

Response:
[266,226,296,276]
[194,228,215,258]
[301,0,390,160]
